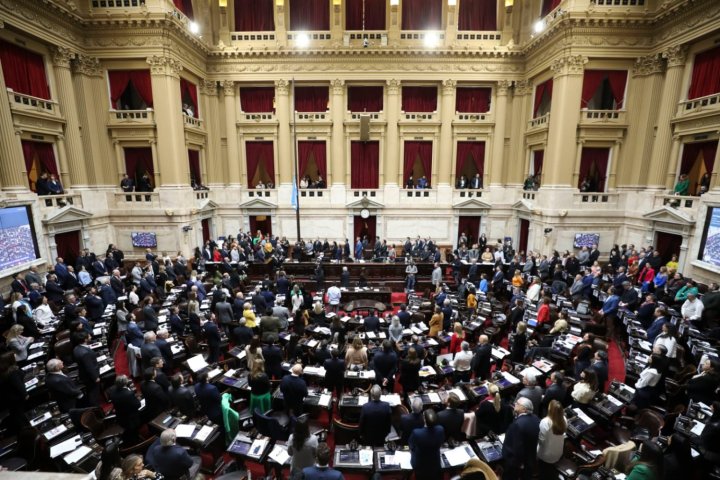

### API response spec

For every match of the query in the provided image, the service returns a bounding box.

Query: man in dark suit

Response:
[139,275,154,301]
[73,332,100,405]
[591,350,609,393]
[323,349,345,399]
[54,257,69,285]
[194,372,222,425]
[169,374,196,418]
[109,375,142,442]
[202,315,222,363]
[280,364,308,416]
[502,397,540,480]
[10,273,28,295]
[146,429,197,480]
[45,359,83,413]
[301,443,343,480]
[64,266,79,290]
[84,288,105,321]
[110,270,125,297]
[263,341,284,379]
[260,308,281,343]
[126,317,145,348]
[45,274,65,305]
[409,409,445,480]
[155,329,174,372]
[363,313,380,332]
[359,385,392,447]
[214,295,234,334]
[396,304,411,328]
[99,279,117,308]
[472,335,492,381]
[141,367,171,422]
[373,340,398,392]
[437,393,465,441]
[141,331,163,371]
[540,372,567,417]
[232,318,253,346]
[400,397,425,445]
[120,174,134,192]
[142,297,159,332]
[91,257,107,278]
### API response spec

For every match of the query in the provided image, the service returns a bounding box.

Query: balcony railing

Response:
[528,113,550,129]
[455,31,502,42]
[108,109,155,126]
[246,189,274,198]
[299,189,327,198]
[399,31,445,43]
[7,89,58,115]
[573,192,620,207]
[454,189,484,199]
[91,0,142,7]
[348,112,382,121]
[655,194,700,211]
[183,114,203,129]
[230,31,276,43]
[39,193,82,209]
[347,189,381,203]
[679,92,720,115]
[400,188,438,204]
[522,191,537,201]
[580,109,627,125]
[343,31,388,47]
[591,0,645,5]
[114,191,160,206]
[195,190,209,200]
[239,112,276,122]
[295,112,329,121]
[287,31,331,48]
[455,112,492,122]
[402,112,438,121]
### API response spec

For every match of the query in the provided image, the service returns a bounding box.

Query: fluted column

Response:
[222,80,241,186]
[488,80,510,186]
[330,79,345,185]
[0,31,27,191]
[274,1,288,48]
[384,79,401,186]
[545,55,587,188]
[647,45,688,189]
[437,79,456,187]
[147,55,186,187]
[711,132,720,190]
[201,80,223,186]
[276,80,292,184]
[52,47,87,187]
[507,80,531,185]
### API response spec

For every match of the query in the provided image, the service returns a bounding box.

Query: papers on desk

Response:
[501,371,521,385]
[574,408,595,426]
[27,351,45,362]
[208,368,223,379]
[175,424,196,438]
[43,424,68,441]
[50,435,83,458]
[319,394,332,408]
[427,392,442,403]
[520,366,544,381]
[29,342,45,350]
[443,445,476,467]
[224,369,237,377]
[491,347,510,359]
[268,444,290,465]
[532,358,554,373]
[691,421,706,436]
[316,327,331,336]
[357,396,369,406]
[30,411,51,427]
[384,451,412,469]
[426,338,439,346]
[448,388,467,402]
[195,425,214,443]
[250,438,268,457]
[307,339,319,348]
[89,342,103,350]
[171,343,184,354]
[359,449,373,466]
[140,398,146,410]
[99,364,113,375]
[419,366,435,377]
[93,328,102,336]
[607,395,623,407]
[64,445,92,464]
[96,355,108,362]
[24,377,39,390]
[187,354,209,372]
[380,394,402,407]
[304,366,327,377]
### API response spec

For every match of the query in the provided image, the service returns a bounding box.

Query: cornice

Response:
[207,47,524,60]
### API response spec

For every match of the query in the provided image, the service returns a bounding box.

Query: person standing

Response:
[502,397,540,480]
[73,331,101,405]
[537,400,567,478]
[431,262,442,292]
[409,409,445,480]
[287,417,318,479]
[301,443,344,480]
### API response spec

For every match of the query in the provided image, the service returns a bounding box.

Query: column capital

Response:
[386,79,401,95]
[550,55,587,77]
[222,80,236,96]
[513,79,532,96]
[662,44,689,68]
[632,53,664,77]
[73,54,103,77]
[146,55,183,78]
[274,79,289,95]
[496,80,512,95]
[331,79,344,95]
[51,46,76,69]
[200,79,218,96]
[442,79,457,95]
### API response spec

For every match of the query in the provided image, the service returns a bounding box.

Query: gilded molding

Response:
[73,54,103,77]
[222,80,235,96]
[662,45,689,68]
[632,54,664,77]
[274,80,289,96]
[550,55,587,77]
[331,79,344,95]
[496,80,512,95]
[200,79,217,96]
[146,55,183,78]
[442,79,456,95]
[386,79,400,95]
[51,46,75,68]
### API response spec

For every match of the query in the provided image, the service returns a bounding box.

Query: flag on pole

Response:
[291,176,298,211]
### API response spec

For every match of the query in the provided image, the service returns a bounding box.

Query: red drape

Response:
[173,0,194,19]
[680,141,718,175]
[354,216,376,243]
[245,141,276,187]
[180,78,199,117]
[297,141,327,181]
[578,147,610,192]
[289,0,330,30]
[250,216,272,236]
[402,0,443,30]
[458,217,480,246]
[581,70,627,109]
[55,231,80,268]
[606,71,628,108]
[533,150,545,175]
[347,86,384,112]
[402,86,437,112]
[294,86,329,112]
[519,219,529,254]
[351,141,380,189]
[108,70,153,108]
[201,219,211,244]
[346,0,386,30]
[688,46,720,99]
[455,87,491,113]
[123,147,154,185]
[403,141,433,185]
[240,87,275,113]
[458,0,497,31]
[533,79,553,117]
[541,0,561,16]
[234,0,275,31]
[0,40,50,100]
[455,142,485,178]
[22,141,58,191]
[188,150,201,184]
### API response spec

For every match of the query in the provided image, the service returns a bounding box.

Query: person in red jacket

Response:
[449,322,465,355]
[536,297,552,330]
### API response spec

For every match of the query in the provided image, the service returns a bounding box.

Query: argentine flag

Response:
[291,176,298,211]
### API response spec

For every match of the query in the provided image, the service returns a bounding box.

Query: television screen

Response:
[0,206,40,272]
[574,233,600,249]
[699,207,720,268]
[131,232,157,248]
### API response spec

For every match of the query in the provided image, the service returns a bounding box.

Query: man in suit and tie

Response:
[110,269,125,297]
[409,408,445,480]
[45,274,65,305]
[194,371,223,426]
[359,385,392,447]
[202,314,222,363]
[437,392,465,441]
[323,349,345,400]
[263,340,284,379]
[155,329,174,372]
[91,257,107,278]
[138,273,154,301]
[301,443,344,480]
[45,359,83,413]
[141,331,163,371]
[502,397,540,480]
[214,294,234,335]
[400,397,425,445]
[472,335,492,381]
[109,375,142,442]
[73,331,100,405]
[85,287,105,322]
[120,173,134,192]
[126,316,145,348]
[64,265,79,290]
[10,273,28,295]
[280,363,308,416]
[141,367,171,422]
[470,173,482,189]
[169,374,196,418]
[99,279,117,308]
[54,257,69,286]
[142,297,159,332]
[540,371,567,417]
[145,429,199,480]
[373,341,398,392]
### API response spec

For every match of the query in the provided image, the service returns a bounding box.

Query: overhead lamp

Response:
[448,0,457,5]
[296,32,310,48]
[275,0,284,6]
[505,0,513,12]
[390,0,399,5]
[533,20,545,34]
[189,21,200,34]
[218,0,227,7]
[424,32,440,48]
[333,0,341,5]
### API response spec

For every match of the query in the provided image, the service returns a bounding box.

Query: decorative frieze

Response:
[550,55,587,77]
[146,55,183,78]
[73,54,103,77]
[222,80,235,96]
[632,54,664,77]
[662,45,689,68]
[51,46,75,69]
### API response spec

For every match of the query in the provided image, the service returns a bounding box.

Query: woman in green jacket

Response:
[627,440,663,480]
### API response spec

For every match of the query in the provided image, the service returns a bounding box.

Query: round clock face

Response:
[360,208,370,219]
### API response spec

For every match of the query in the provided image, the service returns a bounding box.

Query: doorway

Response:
[457,216,481,247]
[655,231,682,264]
[201,218,211,244]
[354,215,376,245]
[518,219,530,254]
[55,230,81,267]
[249,215,272,237]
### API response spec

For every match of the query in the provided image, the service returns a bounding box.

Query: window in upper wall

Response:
[289,0,330,30]
[298,141,327,186]
[108,70,153,110]
[21,140,58,193]
[402,86,438,112]
[347,86,384,112]
[188,149,202,187]
[351,141,380,189]
[294,86,329,112]
[678,140,717,196]
[240,87,275,113]
[172,0,194,20]
[234,0,275,31]
[246,141,275,188]
[458,0,497,31]
[180,78,199,118]
[455,141,485,188]
[581,70,627,110]
[688,46,720,100]
[402,0,443,30]
[578,147,610,193]
[456,87,491,113]
[123,147,154,191]
[346,0,386,30]
[404,140,433,188]
[533,79,553,118]
[0,39,51,100]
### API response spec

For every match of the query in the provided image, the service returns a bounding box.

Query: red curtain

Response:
[188,150,201,184]
[402,0,443,30]
[235,0,275,31]
[519,219,529,254]
[0,40,50,100]
[458,0,497,31]
[22,141,58,191]
[402,86,437,112]
[123,147,154,185]
[289,0,330,30]
[173,0,194,19]
[458,217,480,246]
[581,70,627,108]
[354,216,376,243]
[346,0,386,30]
[578,147,610,192]
[245,141,276,187]
[55,231,80,267]
[455,87,491,113]
[533,79,553,117]
[240,87,275,113]
[533,150,545,175]
[294,86,329,112]
[541,0,561,16]
[201,219,211,243]
[688,46,720,99]
[297,141,327,181]
[108,70,153,108]
[347,86,384,112]
[180,78,199,117]
[455,142,485,178]
[403,141,433,185]
[680,141,718,175]
[350,141,380,189]
[606,71,628,108]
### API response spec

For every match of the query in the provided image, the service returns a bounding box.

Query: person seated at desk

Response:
[280,363,308,417]
[409,408,445,480]
[110,375,142,442]
[145,428,199,480]
[687,358,720,405]
[438,392,465,442]
[169,374,196,418]
[571,368,598,405]
[288,417,318,479]
[6,324,33,362]
[195,371,223,427]
[302,442,344,480]
[400,397,425,445]
[344,336,368,370]
[121,454,164,480]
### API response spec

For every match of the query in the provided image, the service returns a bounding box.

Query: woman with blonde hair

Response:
[242,302,257,329]
[449,322,465,355]
[511,270,524,288]
[6,324,33,362]
[344,336,368,369]
[245,336,264,371]
[429,306,443,337]
[476,384,512,436]
[120,454,163,480]
[249,358,271,414]
[537,399,567,477]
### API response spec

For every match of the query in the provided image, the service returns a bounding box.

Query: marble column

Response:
[437,79,456,187]
[222,80,241,186]
[489,80,511,186]
[200,80,223,186]
[330,79,345,185]
[384,79,401,185]
[0,35,28,191]
[276,80,293,184]
[507,80,531,186]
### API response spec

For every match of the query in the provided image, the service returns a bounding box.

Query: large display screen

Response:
[131,231,157,248]
[699,207,720,268]
[0,206,40,272]
[574,233,600,249]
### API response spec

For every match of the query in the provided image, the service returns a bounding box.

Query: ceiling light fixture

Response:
[296,32,310,48]
[533,20,545,34]
[189,21,200,34]
[218,0,227,7]
[424,32,440,48]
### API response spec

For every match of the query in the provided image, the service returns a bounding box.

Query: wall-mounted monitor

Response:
[0,206,40,274]
[698,207,720,268]
[131,231,157,248]
[574,233,600,249]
